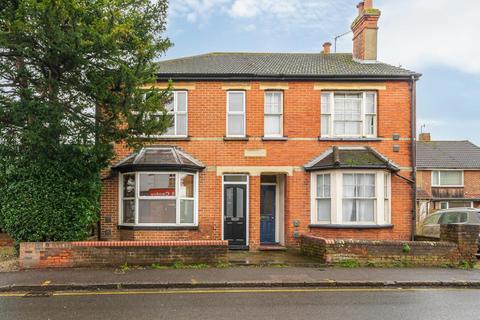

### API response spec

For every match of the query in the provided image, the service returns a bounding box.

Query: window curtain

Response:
[342,174,375,223]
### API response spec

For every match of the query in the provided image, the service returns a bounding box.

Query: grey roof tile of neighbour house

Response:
[156,53,419,80]
[416,141,480,169]
[112,146,205,173]
[304,147,400,172]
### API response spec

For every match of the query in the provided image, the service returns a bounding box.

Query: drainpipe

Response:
[410,75,417,241]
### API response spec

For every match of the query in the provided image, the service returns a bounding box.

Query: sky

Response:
[163,0,480,144]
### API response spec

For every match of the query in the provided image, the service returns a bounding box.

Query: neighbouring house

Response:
[99,0,420,251]
[416,133,480,224]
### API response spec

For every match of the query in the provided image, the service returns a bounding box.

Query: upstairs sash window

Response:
[321,92,377,138]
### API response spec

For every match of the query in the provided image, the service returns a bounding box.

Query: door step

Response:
[259,244,287,251]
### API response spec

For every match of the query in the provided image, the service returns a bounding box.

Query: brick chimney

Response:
[351,0,381,61]
[419,133,431,142]
[322,42,332,54]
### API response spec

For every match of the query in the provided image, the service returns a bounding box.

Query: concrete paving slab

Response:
[1,266,480,291]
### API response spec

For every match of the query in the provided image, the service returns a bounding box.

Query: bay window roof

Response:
[113,146,205,173]
[304,146,400,172]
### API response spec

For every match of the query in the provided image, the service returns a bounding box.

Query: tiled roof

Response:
[304,147,400,172]
[416,141,480,169]
[112,146,205,172]
[156,52,419,80]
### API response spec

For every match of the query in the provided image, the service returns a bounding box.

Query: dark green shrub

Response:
[0,145,101,243]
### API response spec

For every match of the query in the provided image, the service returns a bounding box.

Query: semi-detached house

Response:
[100,0,421,250]
[416,133,480,224]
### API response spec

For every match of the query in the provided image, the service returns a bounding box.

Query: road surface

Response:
[1,287,479,319]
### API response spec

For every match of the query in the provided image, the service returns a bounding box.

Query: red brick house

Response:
[99,0,420,250]
[416,133,480,224]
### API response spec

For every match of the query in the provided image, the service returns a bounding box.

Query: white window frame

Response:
[226,91,246,137]
[320,91,377,138]
[436,201,474,210]
[264,91,283,137]
[314,174,331,224]
[342,173,377,224]
[162,91,188,138]
[384,172,391,224]
[119,171,198,227]
[431,170,464,187]
[310,170,391,225]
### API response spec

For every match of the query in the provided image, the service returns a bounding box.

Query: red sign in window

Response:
[148,188,175,196]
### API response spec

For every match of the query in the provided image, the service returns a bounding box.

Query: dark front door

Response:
[224,184,247,247]
[260,185,276,244]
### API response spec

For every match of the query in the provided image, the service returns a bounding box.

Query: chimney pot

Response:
[322,42,332,54]
[419,133,431,142]
[364,0,373,9]
[357,2,365,15]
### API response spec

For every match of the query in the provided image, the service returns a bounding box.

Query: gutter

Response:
[156,73,422,82]
[410,75,418,241]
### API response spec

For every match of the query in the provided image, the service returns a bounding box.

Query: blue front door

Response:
[260,185,276,244]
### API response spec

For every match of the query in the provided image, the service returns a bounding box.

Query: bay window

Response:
[120,172,197,226]
[321,92,377,138]
[311,170,391,225]
[264,91,283,137]
[432,171,463,187]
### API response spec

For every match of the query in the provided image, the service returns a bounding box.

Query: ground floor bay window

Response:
[120,172,198,226]
[113,146,205,228]
[311,170,391,226]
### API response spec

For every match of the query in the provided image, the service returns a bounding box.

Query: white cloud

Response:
[229,0,297,18]
[169,0,230,22]
[228,0,349,31]
[170,0,351,32]
[379,0,480,74]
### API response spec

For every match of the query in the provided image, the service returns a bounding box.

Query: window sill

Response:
[309,224,394,230]
[118,225,199,231]
[153,136,191,141]
[223,136,249,141]
[262,136,288,141]
[137,135,191,141]
[318,137,382,142]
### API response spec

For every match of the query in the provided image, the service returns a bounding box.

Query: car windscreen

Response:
[423,214,441,225]
[439,211,468,224]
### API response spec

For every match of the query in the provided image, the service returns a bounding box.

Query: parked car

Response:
[418,208,480,254]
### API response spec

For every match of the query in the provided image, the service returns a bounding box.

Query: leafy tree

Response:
[0,0,173,242]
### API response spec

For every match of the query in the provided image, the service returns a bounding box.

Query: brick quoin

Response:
[100,80,415,250]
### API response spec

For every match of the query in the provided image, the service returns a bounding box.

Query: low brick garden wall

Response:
[19,240,228,269]
[301,224,480,267]
[0,233,14,247]
[301,236,459,267]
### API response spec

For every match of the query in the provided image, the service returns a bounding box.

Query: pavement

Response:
[2,266,480,292]
[1,287,480,320]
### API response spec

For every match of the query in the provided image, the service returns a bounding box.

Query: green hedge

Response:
[0,146,101,243]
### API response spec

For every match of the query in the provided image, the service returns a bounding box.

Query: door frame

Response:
[260,179,280,244]
[222,174,249,246]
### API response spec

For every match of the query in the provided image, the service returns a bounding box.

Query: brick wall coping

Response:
[21,240,228,248]
[300,235,456,248]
